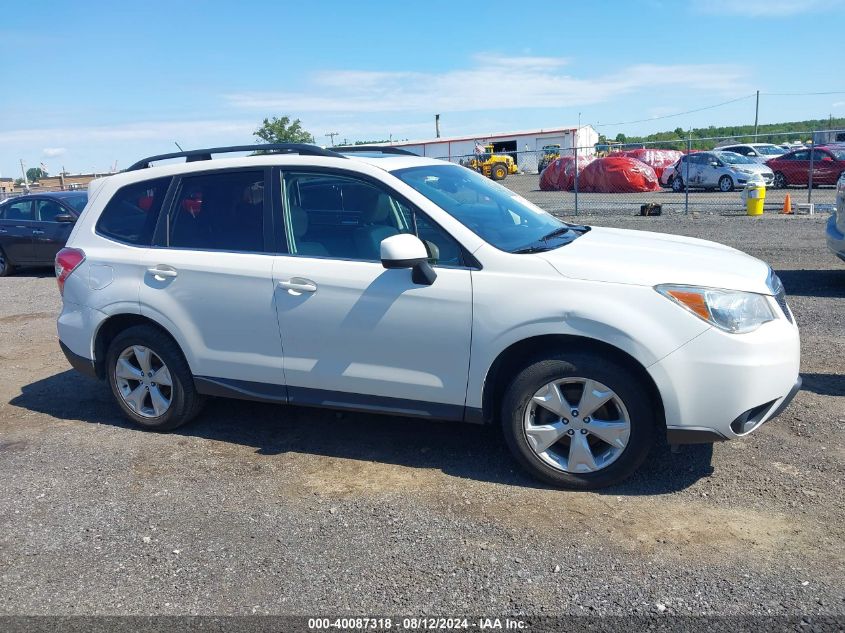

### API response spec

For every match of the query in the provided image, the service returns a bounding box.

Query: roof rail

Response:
[331,145,419,156]
[126,143,346,171]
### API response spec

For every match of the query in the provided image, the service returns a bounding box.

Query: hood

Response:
[538,226,773,294]
[737,162,773,173]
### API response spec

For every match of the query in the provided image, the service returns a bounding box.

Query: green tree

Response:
[253,116,315,144]
[26,167,45,182]
[614,133,627,143]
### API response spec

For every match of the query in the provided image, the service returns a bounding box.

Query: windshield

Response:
[755,144,785,156]
[57,193,88,212]
[717,152,755,165]
[394,164,587,253]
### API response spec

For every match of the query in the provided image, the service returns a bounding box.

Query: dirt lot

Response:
[0,211,843,618]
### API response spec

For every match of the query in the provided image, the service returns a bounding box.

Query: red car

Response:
[766,145,845,188]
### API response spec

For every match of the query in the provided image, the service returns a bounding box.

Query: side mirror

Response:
[380,233,437,286]
[55,213,76,223]
[821,156,833,162]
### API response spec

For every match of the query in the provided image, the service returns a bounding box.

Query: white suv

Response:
[56,144,801,489]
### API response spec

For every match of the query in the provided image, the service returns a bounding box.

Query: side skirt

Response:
[194,376,474,422]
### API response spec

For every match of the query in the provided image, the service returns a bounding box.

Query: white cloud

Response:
[832,101,845,110]
[693,0,841,16]
[42,147,66,157]
[0,119,255,145]
[224,55,749,115]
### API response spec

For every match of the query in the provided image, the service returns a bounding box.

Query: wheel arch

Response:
[479,334,665,434]
[92,313,189,380]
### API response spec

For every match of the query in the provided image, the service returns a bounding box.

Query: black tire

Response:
[0,247,12,277]
[718,175,734,192]
[773,171,788,189]
[671,176,684,193]
[492,164,507,181]
[501,352,655,490]
[106,324,205,431]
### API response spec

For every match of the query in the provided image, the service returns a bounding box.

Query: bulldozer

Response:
[462,144,519,180]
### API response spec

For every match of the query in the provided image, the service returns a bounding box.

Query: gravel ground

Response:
[0,211,843,621]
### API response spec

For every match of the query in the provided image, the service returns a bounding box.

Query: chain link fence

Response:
[439,129,843,217]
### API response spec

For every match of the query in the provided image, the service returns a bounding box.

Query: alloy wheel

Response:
[523,377,631,474]
[114,345,173,418]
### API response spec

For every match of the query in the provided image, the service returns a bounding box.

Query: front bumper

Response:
[826,214,845,262]
[649,312,800,442]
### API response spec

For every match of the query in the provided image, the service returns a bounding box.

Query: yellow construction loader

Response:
[463,145,519,180]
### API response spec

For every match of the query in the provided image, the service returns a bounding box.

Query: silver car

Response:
[827,171,845,263]
[672,151,775,192]
[715,142,786,164]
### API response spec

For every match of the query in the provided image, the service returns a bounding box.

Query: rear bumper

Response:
[826,214,845,261]
[59,340,97,378]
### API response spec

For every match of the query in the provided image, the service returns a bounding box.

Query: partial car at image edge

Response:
[0,191,87,277]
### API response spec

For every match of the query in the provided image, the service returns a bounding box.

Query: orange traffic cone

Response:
[781,193,793,215]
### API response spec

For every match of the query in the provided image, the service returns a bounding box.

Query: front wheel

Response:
[718,175,734,192]
[501,353,655,489]
[671,176,685,192]
[106,325,205,431]
[491,164,507,181]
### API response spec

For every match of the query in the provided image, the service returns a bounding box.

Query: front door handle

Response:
[147,266,178,280]
[278,277,317,293]
[32,229,45,235]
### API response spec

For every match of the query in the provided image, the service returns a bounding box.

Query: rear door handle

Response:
[278,277,317,293]
[147,266,178,280]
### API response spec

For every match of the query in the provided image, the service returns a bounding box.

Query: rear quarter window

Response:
[95,178,171,245]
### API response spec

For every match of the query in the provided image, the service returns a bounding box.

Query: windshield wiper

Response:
[512,224,591,254]
[537,224,591,242]
[512,245,553,254]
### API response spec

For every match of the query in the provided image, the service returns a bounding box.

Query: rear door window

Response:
[167,170,267,252]
[1,200,34,221]
[96,178,171,245]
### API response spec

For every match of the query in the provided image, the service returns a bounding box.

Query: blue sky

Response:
[1,0,843,177]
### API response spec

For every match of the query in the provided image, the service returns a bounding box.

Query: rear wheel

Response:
[0,247,12,277]
[491,164,507,181]
[106,325,204,431]
[773,171,788,189]
[718,175,734,192]
[501,352,655,489]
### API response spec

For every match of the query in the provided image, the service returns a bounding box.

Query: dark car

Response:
[0,190,87,276]
[765,146,845,188]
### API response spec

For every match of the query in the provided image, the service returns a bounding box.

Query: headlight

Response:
[656,285,776,333]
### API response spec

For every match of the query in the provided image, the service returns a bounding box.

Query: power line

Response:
[761,91,845,96]
[594,94,756,128]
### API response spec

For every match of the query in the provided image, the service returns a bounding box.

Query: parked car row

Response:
[0,191,88,276]
[660,145,845,191]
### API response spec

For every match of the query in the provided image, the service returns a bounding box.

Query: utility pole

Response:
[325,132,339,146]
[435,114,441,138]
[19,159,27,187]
[754,90,759,139]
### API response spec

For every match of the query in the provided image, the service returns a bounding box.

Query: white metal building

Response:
[386,125,598,173]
